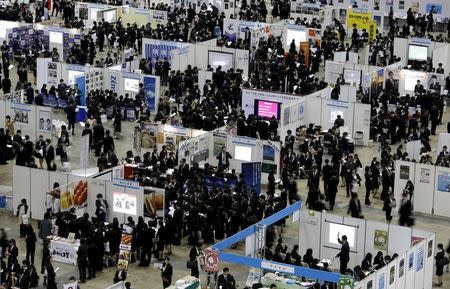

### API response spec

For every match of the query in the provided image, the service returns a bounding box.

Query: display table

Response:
[261,272,313,289]
[167,276,200,289]
[50,237,80,265]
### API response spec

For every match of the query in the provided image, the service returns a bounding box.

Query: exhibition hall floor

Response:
[1,59,450,288]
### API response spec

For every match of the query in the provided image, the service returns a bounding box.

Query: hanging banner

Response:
[75,74,87,106]
[143,76,156,112]
[223,19,238,42]
[241,162,262,195]
[80,134,89,170]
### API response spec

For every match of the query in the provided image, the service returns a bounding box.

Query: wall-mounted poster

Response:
[428,240,433,258]
[39,110,52,132]
[263,145,275,161]
[437,171,450,192]
[374,230,388,250]
[408,252,414,270]
[399,259,405,277]
[399,165,409,180]
[389,266,395,285]
[143,187,165,218]
[283,107,290,125]
[385,68,399,92]
[420,168,431,183]
[416,245,424,271]
[378,273,385,289]
[11,106,29,124]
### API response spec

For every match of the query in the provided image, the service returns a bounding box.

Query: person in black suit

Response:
[45,259,57,289]
[435,243,445,286]
[43,139,54,171]
[161,257,173,288]
[364,166,373,205]
[7,239,18,267]
[336,235,350,274]
[347,193,363,218]
[361,253,372,271]
[77,238,88,283]
[216,146,232,170]
[414,80,425,95]
[217,267,236,289]
[18,260,30,289]
[93,119,105,157]
[399,191,413,227]
[429,76,441,97]
[334,115,344,128]
[103,130,115,157]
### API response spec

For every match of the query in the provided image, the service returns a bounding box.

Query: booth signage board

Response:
[203,248,219,272]
[50,240,78,265]
[261,260,295,274]
[242,162,262,195]
[346,10,376,41]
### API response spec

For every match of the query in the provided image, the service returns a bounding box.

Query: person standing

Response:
[364,166,373,205]
[161,257,173,289]
[16,198,29,237]
[435,243,446,287]
[217,267,236,289]
[102,130,115,157]
[45,258,57,289]
[41,241,50,286]
[327,170,339,211]
[66,102,76,135]
[93,119,105,157]
[347,193,363,218]
[335,235,350,274]
[25,224,37,265]
[216,146,232,171]
[399,191,413,227]
[43,139,55,171]
[77,238,88,283]
[95,194,108,223]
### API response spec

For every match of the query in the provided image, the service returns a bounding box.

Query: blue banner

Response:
[143,76,156,112]
[75,75,86,106]
[241,162,262,195]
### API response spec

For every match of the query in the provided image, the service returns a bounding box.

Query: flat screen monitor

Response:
[49,31,63,44]
[67,70,84,85]
[208,51,233,71]
[286,29,307,49]
[325,221,357,250]
[112,192,137,215]
[255,100,281,119]
[408,45,428,62]
[124,78,140,93]
[343,69,361,84]
[234,145,252,162]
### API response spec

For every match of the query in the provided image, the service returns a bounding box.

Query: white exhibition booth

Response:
[394,160,450,218]
[0,94,53,141]
[178,130,281,185]
[242,87,371,146]
[170,41,250,79]
[36,58,161,112]
[298,209,435,289]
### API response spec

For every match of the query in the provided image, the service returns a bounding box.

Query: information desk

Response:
[50,238,79,265]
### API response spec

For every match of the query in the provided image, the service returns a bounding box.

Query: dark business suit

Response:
[44,145,55,170]
[161,263,173,288]
[216,151,232,170]
[337,239,350,274]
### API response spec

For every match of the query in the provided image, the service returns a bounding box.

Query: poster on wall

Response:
[143,187,165,218]
[140,122,157,149]
[427,239,433,258]
[374,230,388,250]
[59,180,88,212]
[420,168,431,183]
[283,107,290,125]
[437,171,450,192]
[11,105,30,124]
[143,76,156,112]
[298,102,305,120]
[399,259,405,277]
[263,145,275,161]
[39,110,52,132]
[399,165,410,180]
[378,273,385,289]
[389,266,395,285]
[48,62,58,84]
[113,192,137,215]
[408,252,414,270]
[411,236,424,246]
[416,245,424,271]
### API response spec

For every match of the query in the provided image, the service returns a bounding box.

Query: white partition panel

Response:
[423,236,435,289]
[12,165,31,217]
[414,242,425,289]
[394,161,415,210]
[386,260,397,289]
[298,210,321,257]
[67,174,84,184]
[343,216,366,269]
[364,272,376,289]
[353,102,371,146]
[405,248,416,289]
[387,225,412,257]
[365,219,389,256]
[0,100,6,127]
[29,169,49,220]
[304,94,322,126]
[354,280,365,289]
[86,179,107,219]
[433,166,450,217]
[396,253,407,289]
[413,163,435,214]
[48,171,68,189]
[376,266,387,289]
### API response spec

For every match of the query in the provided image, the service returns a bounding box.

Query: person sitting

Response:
[373,251,385,269]
[303,248,314,267]
[361,253,372,271]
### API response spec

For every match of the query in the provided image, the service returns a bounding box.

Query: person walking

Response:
[161,257,173,288]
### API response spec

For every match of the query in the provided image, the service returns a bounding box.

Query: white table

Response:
[50,239,79,265]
